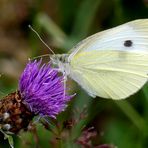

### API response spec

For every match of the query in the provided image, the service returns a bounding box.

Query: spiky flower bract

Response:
[19,59,72,118]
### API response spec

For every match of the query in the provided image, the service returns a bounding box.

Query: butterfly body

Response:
[51,19,148,100]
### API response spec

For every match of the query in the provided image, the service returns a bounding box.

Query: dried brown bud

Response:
[0,91,34,134]
[76,127,97,147]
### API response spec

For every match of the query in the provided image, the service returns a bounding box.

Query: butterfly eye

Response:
[124,40,133,47]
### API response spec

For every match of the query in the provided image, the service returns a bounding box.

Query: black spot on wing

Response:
[124,40,133,47]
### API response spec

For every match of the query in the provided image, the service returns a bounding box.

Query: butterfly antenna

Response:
[29,54,51,61]
[28,25,55,55]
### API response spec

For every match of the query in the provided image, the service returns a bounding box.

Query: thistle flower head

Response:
[19,59,72,118]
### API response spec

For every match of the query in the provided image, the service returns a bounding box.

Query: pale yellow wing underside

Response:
[67,19,148,99]
[70,50,148,100]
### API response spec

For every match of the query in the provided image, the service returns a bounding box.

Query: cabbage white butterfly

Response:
[48,19,148,100]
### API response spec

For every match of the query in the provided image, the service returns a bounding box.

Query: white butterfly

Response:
[50,19,148,100]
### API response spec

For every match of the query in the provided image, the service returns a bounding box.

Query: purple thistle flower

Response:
[19,59,72,118]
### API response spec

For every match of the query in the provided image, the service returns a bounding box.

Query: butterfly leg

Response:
[49,68,67,99]
[47,66,67,99]
[63,73,67,99]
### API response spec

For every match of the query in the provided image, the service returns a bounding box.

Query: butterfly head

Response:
[50,54,71,75]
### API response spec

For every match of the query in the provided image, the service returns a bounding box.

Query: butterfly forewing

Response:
[68,19,148,61]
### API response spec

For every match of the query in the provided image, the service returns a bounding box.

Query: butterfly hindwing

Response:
[70,50,148,99]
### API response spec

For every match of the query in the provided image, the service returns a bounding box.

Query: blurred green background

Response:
[0,0,148,148]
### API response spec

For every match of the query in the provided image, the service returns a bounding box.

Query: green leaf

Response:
[7,136,14,148]
[0,130,14,148]
[114,100,147,133]
[71,0,102,40]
